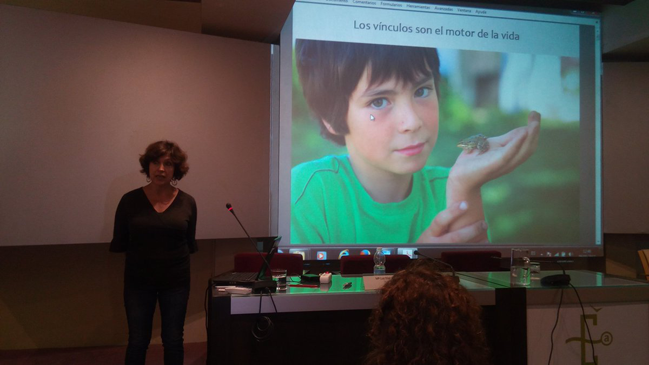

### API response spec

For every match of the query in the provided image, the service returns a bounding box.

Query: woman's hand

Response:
[448,111,541,197]
[416,201,489,244]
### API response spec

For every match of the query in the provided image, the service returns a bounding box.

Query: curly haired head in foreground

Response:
[365,259,491,365]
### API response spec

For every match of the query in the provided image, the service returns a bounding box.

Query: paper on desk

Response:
[363,274,394,290]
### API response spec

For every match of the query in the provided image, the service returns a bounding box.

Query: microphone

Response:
[413,250,459,282]
[225,203,272,270]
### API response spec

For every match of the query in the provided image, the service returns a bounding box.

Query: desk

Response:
[207,271,649,365]
[459,270,649,365]
[207,274,505,365]
[229,274,495,314]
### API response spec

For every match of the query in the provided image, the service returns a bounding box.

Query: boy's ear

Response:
[322,119,340,135]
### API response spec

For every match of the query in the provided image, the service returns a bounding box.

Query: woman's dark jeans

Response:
[124,285,190,365]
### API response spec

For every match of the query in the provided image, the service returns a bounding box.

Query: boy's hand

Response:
[441,111,540,242]
[447,111,541,196]
[416,201,489,244]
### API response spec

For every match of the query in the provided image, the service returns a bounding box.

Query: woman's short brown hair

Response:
[139,140,189,181]
[365,259,491,365]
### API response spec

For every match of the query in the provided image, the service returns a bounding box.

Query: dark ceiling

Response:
[1,0,646,59]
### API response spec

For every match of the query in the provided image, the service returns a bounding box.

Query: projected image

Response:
[290,40,579,245]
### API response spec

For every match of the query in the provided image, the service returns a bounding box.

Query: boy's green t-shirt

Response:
[291,155,449,244]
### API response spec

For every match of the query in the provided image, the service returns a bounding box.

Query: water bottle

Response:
[373,247,386,275]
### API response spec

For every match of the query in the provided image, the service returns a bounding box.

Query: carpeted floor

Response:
[0,341,207,365]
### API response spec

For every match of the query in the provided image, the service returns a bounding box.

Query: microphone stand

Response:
[535,259,571,286]
[226,203,272,272]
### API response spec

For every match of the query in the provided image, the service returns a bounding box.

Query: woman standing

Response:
[111,140,197,365]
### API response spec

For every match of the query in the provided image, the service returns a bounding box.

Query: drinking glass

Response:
[271,269,287,291]
[510,248,531,286]
[530,261,541,280]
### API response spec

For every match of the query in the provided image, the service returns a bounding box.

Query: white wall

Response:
[0,5,273,246]
[602,62,649,234]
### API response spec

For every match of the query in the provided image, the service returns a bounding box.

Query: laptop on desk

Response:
[211,237,280,293]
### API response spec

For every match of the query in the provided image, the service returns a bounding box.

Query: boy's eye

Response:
[415,87,432,98]
[164,161,173,167]
[370,98,389,109]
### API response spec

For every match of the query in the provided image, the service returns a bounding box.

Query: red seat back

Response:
[234,252,304,276]
[340,254,411,275]
[440,250,502,272]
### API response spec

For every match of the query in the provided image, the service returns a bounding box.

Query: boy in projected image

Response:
[292,39,540,244]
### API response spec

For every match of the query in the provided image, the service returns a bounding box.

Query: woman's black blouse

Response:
[111,188,197,289]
